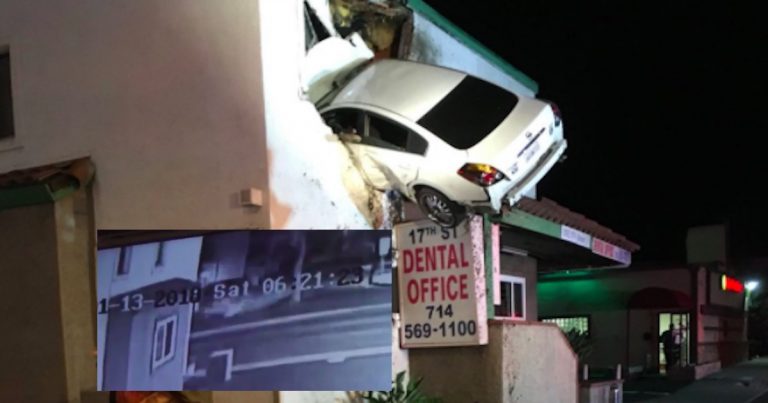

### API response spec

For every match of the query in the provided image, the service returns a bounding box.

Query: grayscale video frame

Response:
[97,230,392,391]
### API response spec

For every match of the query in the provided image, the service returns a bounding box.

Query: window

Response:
[366,114,408,151]
[303,1,330,51]
[152,315,178,370]
[542,316,590,336]
[116,246,132,276]
[322,109,363,135]
[417,76,518,150]
[495,274,526,319]
[366,114,428,155]
[1,51,14,140]
[406,130,428,155]
[155,242,165,267]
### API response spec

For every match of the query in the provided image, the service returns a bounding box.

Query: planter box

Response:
[579,380,623,403]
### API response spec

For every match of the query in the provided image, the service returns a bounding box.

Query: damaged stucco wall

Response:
[406,1,537,98]
[259,0,390,230]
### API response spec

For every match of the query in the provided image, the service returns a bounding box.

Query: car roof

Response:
[327,59,467,122]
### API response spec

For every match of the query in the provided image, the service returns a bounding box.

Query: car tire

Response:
[416,187,466,228]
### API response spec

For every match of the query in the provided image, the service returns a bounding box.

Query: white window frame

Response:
[498,274,526,320]
[541,316,590,337]
[152,314,178,371]
[0,47,22,152]
[114,246,132,278]
[153,241,166,270]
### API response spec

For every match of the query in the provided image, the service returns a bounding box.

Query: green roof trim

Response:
[539,269,599,281]
[492,209,561,239]
[0,157,94,211]
[483,214,495,319]
[0,181,78,211]
[407,0,539,93]
[0,184,53,210]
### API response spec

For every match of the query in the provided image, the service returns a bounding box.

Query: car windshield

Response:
[417,76,519,150]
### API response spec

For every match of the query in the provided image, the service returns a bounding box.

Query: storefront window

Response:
[542,316,590,336]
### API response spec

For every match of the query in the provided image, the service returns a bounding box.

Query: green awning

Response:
[0,157,94,211]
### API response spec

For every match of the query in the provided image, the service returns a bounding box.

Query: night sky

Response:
[426,1,768,261]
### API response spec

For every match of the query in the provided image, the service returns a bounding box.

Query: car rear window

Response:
[416,76,519,150]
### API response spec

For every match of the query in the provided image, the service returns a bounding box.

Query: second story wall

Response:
[0,0,270,229]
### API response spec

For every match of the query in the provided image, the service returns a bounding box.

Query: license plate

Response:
[522,140,541,163]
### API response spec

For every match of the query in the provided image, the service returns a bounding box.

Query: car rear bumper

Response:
[472,138,568,211]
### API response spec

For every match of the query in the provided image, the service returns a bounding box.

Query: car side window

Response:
[365,114,427,155]
[322,109,363,135]
[407,132,428,155]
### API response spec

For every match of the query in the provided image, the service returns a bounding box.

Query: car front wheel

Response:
[416,187,466,228]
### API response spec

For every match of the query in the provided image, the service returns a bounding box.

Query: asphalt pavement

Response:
[184,286,392,390]
[649,358,768,403]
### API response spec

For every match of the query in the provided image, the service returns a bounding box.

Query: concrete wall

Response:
[409,321,577,403]
[497,321,578,403]
[407,13,536,98]
[0,0,270,229]
[57,191,99,401]
[700,269,748,366]
[686,225,726,264]
[626,309,654,370]
[0,203,68,401]
[596,310,632,369]
[500,253,538,320]
[0,191,96,401]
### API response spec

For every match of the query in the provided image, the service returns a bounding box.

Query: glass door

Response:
[658,312,690,373]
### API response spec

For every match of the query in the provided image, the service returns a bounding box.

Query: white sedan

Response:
[317,59,567,228]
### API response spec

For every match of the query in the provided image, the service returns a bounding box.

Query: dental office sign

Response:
[592,237,632,265]
[395,217,488,348]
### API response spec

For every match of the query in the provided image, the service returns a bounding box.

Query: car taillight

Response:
[458,163,506,187]
[550,102,562,126]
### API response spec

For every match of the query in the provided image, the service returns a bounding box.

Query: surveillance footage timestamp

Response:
[98,266,375,314]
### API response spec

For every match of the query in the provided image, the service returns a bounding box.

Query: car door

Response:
[356,112,427,193]
[322,108,426,192]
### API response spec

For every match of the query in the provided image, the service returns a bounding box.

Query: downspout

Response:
[625,308,630,373]
[690,266,699,365]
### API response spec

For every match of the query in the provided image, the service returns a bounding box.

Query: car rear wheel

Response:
[416,187,466,228]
